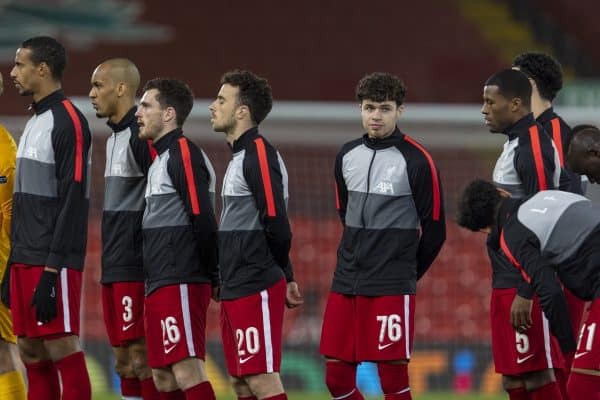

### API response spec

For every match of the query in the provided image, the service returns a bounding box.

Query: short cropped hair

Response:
[143,78,194,127]
[221,70,272,125]
[457,179,502,232]
[485,69,532,108]
[513,52,563,101]
[21,36,66,81]
[356,72,406,106]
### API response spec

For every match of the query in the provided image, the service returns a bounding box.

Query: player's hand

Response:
[0,265,10,308]
[211,286,220,302]
[511,294,533,333]
[31,269,58,324]
[285,281,303,309]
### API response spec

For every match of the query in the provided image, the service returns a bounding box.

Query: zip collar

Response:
[107,107,137,133]
[30,90,66,115]
[152,128,183,155]
[503,113,536,141]
[362,126,405,150]
[536,107,557,126]
[230,127,259,153]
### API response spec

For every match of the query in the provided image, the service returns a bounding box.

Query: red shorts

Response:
[144,283,211,368]
[10,263,82,338]
[221,278,286,377]
[102,282,145,347]
[572,299,600,370]
[320,292,415,363]
[491,288,564,374]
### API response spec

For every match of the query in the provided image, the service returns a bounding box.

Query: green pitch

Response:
[94,391,506,400]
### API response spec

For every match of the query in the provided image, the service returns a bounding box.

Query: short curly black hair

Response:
[356,72,406,106]
[221,70,272,125]
[457,179,502,232]
[512,52,563,102]
[143,78,194,127]
[22,36,66,81]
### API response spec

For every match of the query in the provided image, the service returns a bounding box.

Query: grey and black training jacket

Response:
[499,190,600,352]
[488,113,561,299]
[219,127,294,300]
[142,128,217,295]
[332,127,446,296]
[101,107,155,283]
[9,90,91,271]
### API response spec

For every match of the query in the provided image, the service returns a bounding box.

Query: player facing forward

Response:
[210,70,303,400]
[457,179,600,399]
[3,36,92,400]
[320,72,446,400]
[89,58,160,400]
[482,68,565,399]
[137,78,218,399]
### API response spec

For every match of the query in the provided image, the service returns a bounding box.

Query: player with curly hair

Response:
[319,72,446,400]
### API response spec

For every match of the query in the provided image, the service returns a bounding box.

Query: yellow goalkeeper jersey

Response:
[0,124,16,272]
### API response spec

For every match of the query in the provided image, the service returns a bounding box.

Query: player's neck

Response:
[33,81,62,103]
[531,96,552,119]
[226,121,256,146]
[109,101,135,125]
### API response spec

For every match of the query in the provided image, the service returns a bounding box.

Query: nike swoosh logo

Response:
[164,344,177,354]
[574,351,589,359]
[122,323,135,331]
[239,355,255,364]
[516,354,534,364]
[378,343,394,351]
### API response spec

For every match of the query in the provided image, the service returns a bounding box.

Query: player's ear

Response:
[396,104,405,118]
[510,97,521,112]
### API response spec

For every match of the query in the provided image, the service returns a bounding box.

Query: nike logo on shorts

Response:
[164,344,177,354]
[239,355,255,364]
[378,343,394,351]
[122,323,135,331]
[574,351,589,359]
[516,354,534,364]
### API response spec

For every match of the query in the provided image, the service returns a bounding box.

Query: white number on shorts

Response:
[236,327,260,356]
[376,314,402,343]
[577,322,597,352]
[515,332,530,354]
[161,316,181,345]
[122,296,133,322]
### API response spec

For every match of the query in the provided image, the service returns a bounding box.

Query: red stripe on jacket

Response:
[500,230,531,284]
[178,137,200,215]
[334,183,340,210]
[528,126,548,190]
[147,140,157,161]
[404,135,441,221]
[254,138,276,217]
[550,118,564,167]
[61,100,84,182]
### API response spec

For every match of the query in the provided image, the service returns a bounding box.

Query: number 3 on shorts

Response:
[377,314,402,343]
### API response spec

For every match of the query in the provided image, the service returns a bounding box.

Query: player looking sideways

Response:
[210,69,303,400]
[89,58,160,400]
[3,36,92,400]
[136,78,218,400]
[482,68,565,400]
